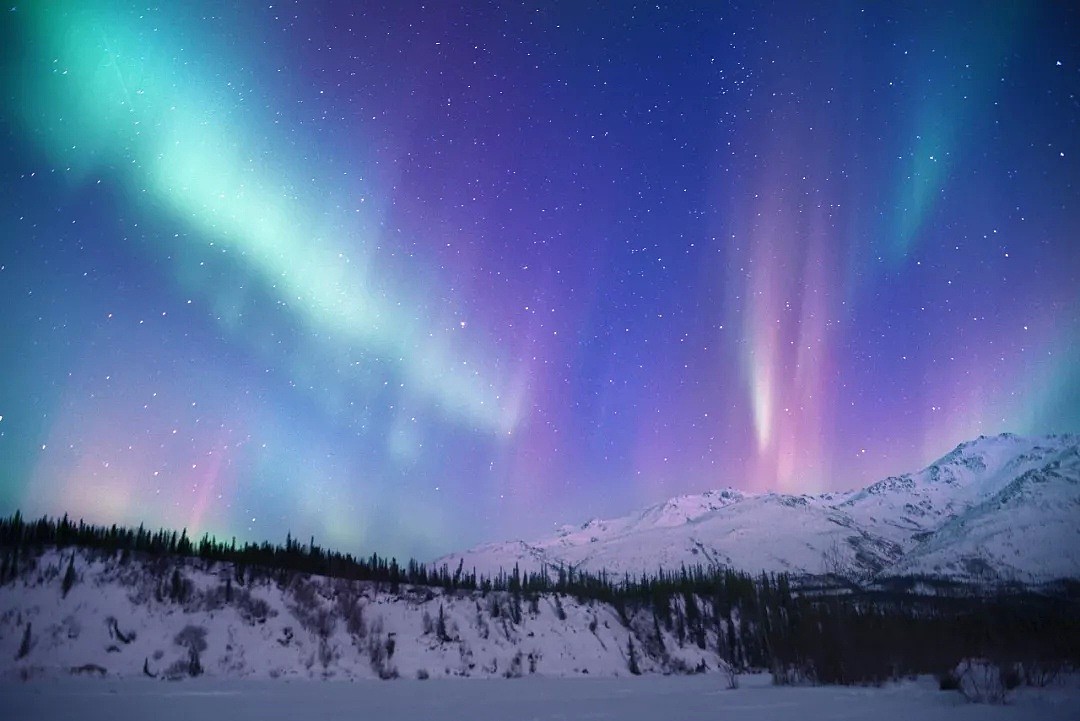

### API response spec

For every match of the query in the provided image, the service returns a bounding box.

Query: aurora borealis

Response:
[1,1,1078,561]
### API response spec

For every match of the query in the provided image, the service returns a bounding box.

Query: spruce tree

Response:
[437,604,451,643]
[170,568,187,604]
[627,636,641,675]
[16,622,31,660]
[9,545,18,583]
[653,612,665,653]
[62,554,76,598]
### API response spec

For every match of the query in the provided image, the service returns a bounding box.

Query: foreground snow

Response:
[2,673,1077,721]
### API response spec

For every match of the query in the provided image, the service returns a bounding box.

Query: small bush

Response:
[367,629,398,679]
[234,589,271,624]
[955,658,1011,704]
[1023,660,1062,688]
[416,668,430,680]
[106,616,136,644]
[722,661,739,689]
[173,625,208,678]
[70,663,106,677]
[771,662,816,686]
[504,651,524,678]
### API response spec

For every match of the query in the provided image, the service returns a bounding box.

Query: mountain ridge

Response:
[436,433,1080,584]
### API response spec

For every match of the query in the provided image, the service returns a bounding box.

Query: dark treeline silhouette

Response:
[2,511,1078,685]
[0,511,768,608]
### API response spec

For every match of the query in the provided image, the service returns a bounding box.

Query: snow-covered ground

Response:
[0,548,725,681]
[2,673,1078,721]
[438,434,1080,584]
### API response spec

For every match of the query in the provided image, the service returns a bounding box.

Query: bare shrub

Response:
[333,581,366,638]
[475,601,490,640]
[366,619,398,680]
[318,636,335,670]
[290,576,319,609]
[955,658,1011,704]
[722,660,739,689]
[197,583,228,612]
[106,616,136,644]
[1023,660,1062,688]
[288,577,334,639]
[173,625,207,677]
[771,662,816,686]
[504,651,524,678]
[344,601,366,638]
[58,615,81,641]
[70,663,106,677]
[234,589,271,624]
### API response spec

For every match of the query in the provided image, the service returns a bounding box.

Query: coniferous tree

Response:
[62,554,76,598]
[170,568,184,603]
[554,594,567,621]
[437,604,451,643]
[8,545,18,584]
[16,622,32,660]
[627,636,641,675]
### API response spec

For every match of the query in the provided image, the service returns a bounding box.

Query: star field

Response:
[1,1,1078,561]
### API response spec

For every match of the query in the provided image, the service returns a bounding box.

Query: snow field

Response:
[2,672,1078,721]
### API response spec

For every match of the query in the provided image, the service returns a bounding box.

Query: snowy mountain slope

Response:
[0,548,729,681]
[437,434,1080,584]
[884,442,1080,583]
[837,433,1073,546]
[537,493,899,579]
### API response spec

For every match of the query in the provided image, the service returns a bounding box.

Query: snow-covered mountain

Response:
[437,434,1080,585]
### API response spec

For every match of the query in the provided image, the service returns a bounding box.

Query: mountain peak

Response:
[437,434,1080,585]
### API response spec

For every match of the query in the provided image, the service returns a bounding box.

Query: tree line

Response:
[0,511,773,608]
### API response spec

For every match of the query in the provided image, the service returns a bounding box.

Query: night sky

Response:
[2,1,1078,561]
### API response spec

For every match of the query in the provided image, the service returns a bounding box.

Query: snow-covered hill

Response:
[437,434,1080,584]
[0,548,730,681]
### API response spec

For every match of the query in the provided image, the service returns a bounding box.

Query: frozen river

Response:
[2,673,1076,721]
